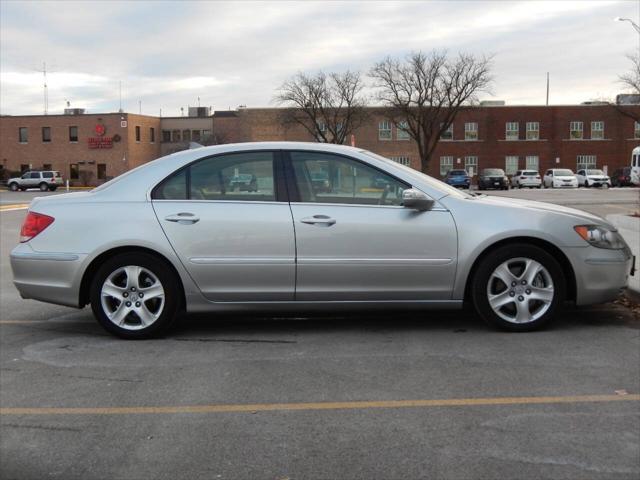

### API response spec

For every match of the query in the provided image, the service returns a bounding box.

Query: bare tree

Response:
[370,51,492,172]
[274,71,369,144]
[616,54,640,122]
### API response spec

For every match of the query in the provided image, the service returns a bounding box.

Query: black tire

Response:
[39,182,48,191]
[471,243,565,332]
[19,187,26,191]
[584,181,589,188]
[90,252,181,339]
[8,182,18,191]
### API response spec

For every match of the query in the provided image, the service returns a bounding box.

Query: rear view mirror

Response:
[402,188,434,211]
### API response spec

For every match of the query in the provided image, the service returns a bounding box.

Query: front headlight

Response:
[574,225,627,249]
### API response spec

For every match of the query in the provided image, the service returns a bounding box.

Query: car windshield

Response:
[483,169,504,176]
[448,170,467,176]
[360,150,473,199]
[522,171,538,176]
[555,169,574,176]
[586,169,604,175]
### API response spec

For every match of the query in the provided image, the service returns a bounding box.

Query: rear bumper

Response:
[10,243,85,308]
[565,245,634,305]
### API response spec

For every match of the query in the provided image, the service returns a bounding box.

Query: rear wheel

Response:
[90,252,180,339]
[8,182,18,191]
[471,244,565,331]
[39,182,48,191]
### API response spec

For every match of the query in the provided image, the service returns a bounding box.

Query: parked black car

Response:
[611,167,634,187]
[478,168,509,190]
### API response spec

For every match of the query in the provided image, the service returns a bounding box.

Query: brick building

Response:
[2,103,639,185]
[0,112,160,185]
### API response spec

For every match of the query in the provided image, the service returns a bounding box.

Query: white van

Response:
[631,146,640,186]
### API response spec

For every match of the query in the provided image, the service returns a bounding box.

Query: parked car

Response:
[7,171,63,192]
[611,167,634,187]
[443,169,471,189]
[11,142,634,339]
[511,170,542,189]
[310,171,331,193]
[477,168,509,190]
[575,169,611,188]
[543,169,578,188]
[228,173,257,192]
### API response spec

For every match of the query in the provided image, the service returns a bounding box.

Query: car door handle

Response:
[164,213,200,224]
[300,215,336,226]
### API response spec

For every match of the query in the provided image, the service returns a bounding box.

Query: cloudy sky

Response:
[1,0,638,116]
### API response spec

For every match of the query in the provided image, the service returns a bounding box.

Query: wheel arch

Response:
[79,246,187,308]
[463,236,576,303]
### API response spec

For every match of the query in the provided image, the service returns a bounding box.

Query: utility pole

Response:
[546,72,549,106]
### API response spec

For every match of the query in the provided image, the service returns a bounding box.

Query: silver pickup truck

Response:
[7,171,64,191]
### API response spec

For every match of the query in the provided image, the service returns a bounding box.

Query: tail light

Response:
[536,176,541,179]
[20,211,54,242]
[520,176,526,179]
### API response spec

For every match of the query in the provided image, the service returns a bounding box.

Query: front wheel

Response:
[90,252,181,339]
[471,244,565,331]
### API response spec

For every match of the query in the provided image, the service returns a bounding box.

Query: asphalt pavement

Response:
[0,188,639,479]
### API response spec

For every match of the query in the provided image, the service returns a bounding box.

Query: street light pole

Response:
[615,16,640,58]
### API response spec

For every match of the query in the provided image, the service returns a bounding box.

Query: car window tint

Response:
[290,151,409,206]
[190,152,275,201]
[154,168,187,200]
[30,172,40,179]
[42,172,53,178]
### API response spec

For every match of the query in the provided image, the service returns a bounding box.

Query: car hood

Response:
[469,195,610,226]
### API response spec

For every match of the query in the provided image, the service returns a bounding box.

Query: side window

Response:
[290,151,409,206]
[21,172,30,179]
[546,170,552,176]
[190,152,275,201]
[30,172,40,179]
[153,152,276,201]
[42,172,53,178]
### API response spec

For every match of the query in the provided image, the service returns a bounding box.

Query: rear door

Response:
[152,151,295,301]
[285,150,457,301]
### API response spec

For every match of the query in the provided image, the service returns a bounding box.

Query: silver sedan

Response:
[11,142,635,338]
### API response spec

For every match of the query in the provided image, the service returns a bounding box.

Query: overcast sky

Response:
[1,0,638,116]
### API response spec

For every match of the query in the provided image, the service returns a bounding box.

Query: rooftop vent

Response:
[64,108,86,115]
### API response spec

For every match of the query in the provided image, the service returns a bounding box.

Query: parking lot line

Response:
[0,203,29,212]
[1,394,637,416]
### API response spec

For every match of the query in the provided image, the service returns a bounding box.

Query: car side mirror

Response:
[402,188,434,211]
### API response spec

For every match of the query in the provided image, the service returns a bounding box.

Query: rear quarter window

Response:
[42,172,53,178]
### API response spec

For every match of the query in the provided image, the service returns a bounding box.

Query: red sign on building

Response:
[88,123,113,149]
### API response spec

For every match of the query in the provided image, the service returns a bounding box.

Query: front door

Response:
[152,151,295,302]
[286,151,458,301]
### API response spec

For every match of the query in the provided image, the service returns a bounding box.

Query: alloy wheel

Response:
[486,257,554,324]
[100,265,165,330]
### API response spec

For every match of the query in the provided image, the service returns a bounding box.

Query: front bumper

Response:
[10,243,85,308]
[565,245,634,305]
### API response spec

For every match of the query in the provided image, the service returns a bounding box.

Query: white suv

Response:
[543,169,578,188]
[7,171,63,192]
[575,169,611,188]
[511,170,542,188]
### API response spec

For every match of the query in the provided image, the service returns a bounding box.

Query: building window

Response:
[42,127,51,143]
[69,126,78,142]
[70,163,79,180]
[389,156,410,166]
[135,126,141,142]
[464,156,478,175]
[591,121,604,140]
[378,120,392,140]
[440,156,453,176]
[526,156,539,171]
[171,130,181,142]
[464,122,478,141]
[181,129,191,142]
[505,122,519,140]
[570,121,583,139]
[397,121,410,140]
[192,130,201,142]
[162,130,171,142]
[20,164,29,172]
[440,123,453,141]
[42,163,52,171]
[150,127,155,143]
[505,156,519,175]
[635,122,640,139]
[18,127,28,143]
[97,164,107,180]
[526,122,539,140]
[202,130,211,141]
[577,155,596,170]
